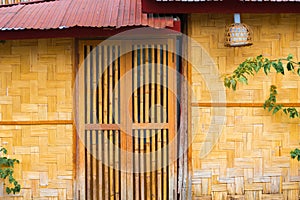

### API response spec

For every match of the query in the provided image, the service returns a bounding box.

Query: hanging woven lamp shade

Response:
[224,14,253,47]
[224,23,252,47]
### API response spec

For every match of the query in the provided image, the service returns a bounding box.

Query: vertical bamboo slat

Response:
[109,46,114,199]
[120,44,127,200]
[97,45,104,200]
[139,46,146,200]
[114,46,120,199]
[92,47,98,200]
[144,47,151,200]
[150,45,157,200]
[133,46,140,200]
[162,44,168,200]
[85,45,92,200]
[103,45,110,199]
[126,47,134,200]
[156,45,163,200]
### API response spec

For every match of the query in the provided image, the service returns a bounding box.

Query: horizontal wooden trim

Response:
[0,120,73,125]
[85,123,169,130]
[191,102,300,107]
[132,123,169,130]
[85,124,120,130]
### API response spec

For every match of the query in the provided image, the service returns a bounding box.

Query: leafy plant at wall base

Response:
[290,148,300,161]
[0,148,21,194]
[223,54,300,160]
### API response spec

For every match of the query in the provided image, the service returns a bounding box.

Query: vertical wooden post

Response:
[168,38,177,200]
[78,42,86,200]
[178,35,190,200]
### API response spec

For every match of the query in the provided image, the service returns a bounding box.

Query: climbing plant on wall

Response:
[0,147,21,194]
[223,54,300,160]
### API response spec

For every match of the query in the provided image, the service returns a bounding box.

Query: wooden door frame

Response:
[74,37,185,199]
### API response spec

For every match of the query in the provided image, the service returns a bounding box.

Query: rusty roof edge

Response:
[0,24,152,31]
[0,21,176,31]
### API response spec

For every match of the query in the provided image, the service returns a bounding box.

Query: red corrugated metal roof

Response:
[0,0,174,31]
[156,0,299,2]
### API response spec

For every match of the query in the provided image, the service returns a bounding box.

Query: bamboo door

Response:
[77,39,177,200]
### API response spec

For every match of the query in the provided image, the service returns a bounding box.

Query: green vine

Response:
[262,85,283,115]
[0,148,21,194]
[224,54,300,117]
[223,54,300,160]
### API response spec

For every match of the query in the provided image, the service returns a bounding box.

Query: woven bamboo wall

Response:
[0,39,73,199]
[190,14,300,200]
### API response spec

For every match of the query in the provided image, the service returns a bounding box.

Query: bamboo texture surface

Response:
[190,14,300,200]
[0,38,74,199]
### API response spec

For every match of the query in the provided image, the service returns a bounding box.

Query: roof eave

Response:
[0,27,136,40]
[0,25,180,40]
[142,0,300,14]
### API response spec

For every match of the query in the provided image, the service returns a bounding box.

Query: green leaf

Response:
[253,62,261,72]
[263,103,267,109]
[256,55,263,60]
[230,79,237,91]
[277,61,284,75]
[0,148,7,155]
[238,75,248,84]
[291,148,300,160]
[6,187,11,194]
[297,68,300,76]
[287,54,293,61]
[273,105,282,114]
[270,85,277,91]
[287,62,294,71]
[268,104,274,112]
[264,63,271,75]
[224,77,230,88]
